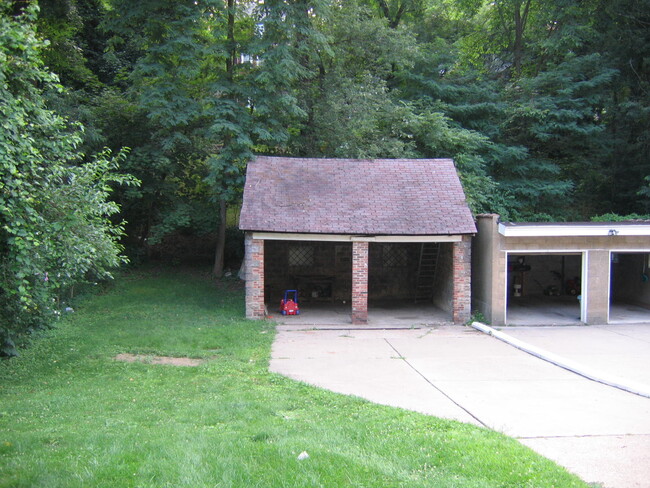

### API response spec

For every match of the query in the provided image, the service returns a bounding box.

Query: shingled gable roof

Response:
[239,156,477,236]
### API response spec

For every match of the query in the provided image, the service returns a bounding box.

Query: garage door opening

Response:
[368,243,452,323]
[505,253,583,325]
[263,240,456,326]
[610,252,650,323]
[263,240,352,322]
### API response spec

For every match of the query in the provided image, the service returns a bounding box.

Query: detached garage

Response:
[473,214,650,326]
[239,156,476,325]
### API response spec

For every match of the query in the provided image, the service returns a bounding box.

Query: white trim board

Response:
[503,249,585,254]
[499,222,650,237]
[504,248,650,254]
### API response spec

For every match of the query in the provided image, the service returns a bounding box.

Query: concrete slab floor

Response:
[506,296,581,325]
[270,325,650,488]
[506,296,650,326]
[610,302,650,324]
[269,301,453,328]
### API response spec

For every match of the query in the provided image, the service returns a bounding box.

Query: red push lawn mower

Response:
[280,290,300,315]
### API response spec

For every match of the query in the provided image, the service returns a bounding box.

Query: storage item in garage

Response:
[280,290,300,315]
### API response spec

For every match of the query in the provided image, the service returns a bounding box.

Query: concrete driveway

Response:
[270,324,650,488]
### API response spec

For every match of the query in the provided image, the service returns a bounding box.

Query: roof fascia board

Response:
[502,249,585,254]
[505,248,650,253]
[251,232,463,243]
[498,223,650,237]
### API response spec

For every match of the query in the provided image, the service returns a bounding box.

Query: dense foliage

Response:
[24,0,650,225]
[2,0,650,345]
[0,4,136,354]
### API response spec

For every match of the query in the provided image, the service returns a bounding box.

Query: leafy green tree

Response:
[590,0,650,215]
[283,1,511,216]
[104,0,314,274]
[371,0,424,28]
[0,4,137,355]
[16,0,650,247]
[290,1,417,156]
[104,0,233,271]
[498,54,616,218]
[35,0,106,90]
[411,0,622,219]
[31,0,117,157]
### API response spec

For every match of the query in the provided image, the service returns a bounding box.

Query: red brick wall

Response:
[351,241,369,324]
[452,236,472,324]
[245,234,265,319]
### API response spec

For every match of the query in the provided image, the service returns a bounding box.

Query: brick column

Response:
[351,241,369,325]
[452,236,472,324]
[244,233,265,319]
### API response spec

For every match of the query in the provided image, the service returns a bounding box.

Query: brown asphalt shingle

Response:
[239,156,476,235]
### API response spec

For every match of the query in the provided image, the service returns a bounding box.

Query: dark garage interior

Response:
[263,240,454,323]
[610,252,650,323]
[264,240,352,306]
[506,253,583,325]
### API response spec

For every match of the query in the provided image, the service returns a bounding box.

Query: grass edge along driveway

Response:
[0,267,595,488]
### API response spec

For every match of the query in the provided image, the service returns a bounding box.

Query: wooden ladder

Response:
[415,243,440,303]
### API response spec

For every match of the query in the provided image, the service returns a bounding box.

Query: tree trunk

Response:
[376,0,406,28]
[213,199,227,277]
[512,0,532,78]
[213,0,236,278]
[226,0,236,77]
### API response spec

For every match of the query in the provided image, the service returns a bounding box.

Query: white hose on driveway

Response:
[470,322,650,399]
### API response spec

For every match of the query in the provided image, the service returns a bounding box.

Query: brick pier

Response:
[351,241,369,325]
[452,236,472,324]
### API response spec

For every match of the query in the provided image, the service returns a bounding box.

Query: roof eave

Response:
[247,231,473,242]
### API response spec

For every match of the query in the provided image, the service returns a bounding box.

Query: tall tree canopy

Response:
[33,0,650,222]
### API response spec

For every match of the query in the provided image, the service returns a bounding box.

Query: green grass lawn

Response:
[0,266,591,487]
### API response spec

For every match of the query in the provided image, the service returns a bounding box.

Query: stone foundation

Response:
[244,234,265,319]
